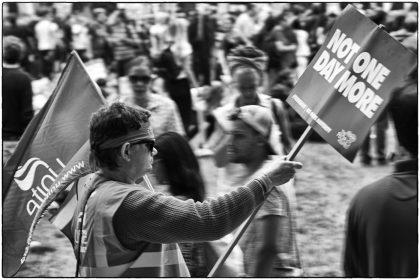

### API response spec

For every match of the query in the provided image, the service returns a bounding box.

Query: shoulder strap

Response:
[74,175,97,277]
[270,99,280,125]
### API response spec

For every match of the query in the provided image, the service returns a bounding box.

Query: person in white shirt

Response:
[149,12,170,59]
[34,7,59,79]
[69,14,91,62]
[291,18,310,79]
[233,4,260,46]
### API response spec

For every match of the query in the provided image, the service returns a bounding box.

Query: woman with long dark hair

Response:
[153,132,245,277]
[153,131,205,202]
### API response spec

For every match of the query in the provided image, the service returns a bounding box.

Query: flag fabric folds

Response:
[2,51,106,277]
[47,141,92,244]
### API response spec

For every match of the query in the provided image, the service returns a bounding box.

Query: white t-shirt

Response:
[170,42,193,79]
[150,24,168,56]
[233,13,258,41]
[294,29,310,57]
[35,19,59,51]
[71,23,90,50]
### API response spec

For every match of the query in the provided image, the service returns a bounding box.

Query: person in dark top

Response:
[188,4,216,86]
[3,13,37,74]
[3,36,34,140]
[267,12,298,90]
[343,66,418,277]
[2,36,34,163]
[89,8,113,66]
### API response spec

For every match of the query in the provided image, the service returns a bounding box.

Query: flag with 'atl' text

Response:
[2,51,106,277]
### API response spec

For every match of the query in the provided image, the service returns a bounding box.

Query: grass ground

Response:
[14,129,394,277]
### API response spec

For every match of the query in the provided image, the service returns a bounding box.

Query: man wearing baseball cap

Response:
[222,105,302,277]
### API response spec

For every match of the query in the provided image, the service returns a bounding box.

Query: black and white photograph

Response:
[2,1,417,278]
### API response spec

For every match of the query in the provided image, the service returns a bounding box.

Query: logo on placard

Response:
[337,130,357,149]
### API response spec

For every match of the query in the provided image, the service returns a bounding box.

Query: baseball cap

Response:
[228,105,277,155]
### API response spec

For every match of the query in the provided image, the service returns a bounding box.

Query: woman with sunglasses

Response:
[123,60,185,137]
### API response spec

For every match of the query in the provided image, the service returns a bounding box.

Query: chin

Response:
[145,165,153,173]
[228,155,240,163]
[134,89,147,95]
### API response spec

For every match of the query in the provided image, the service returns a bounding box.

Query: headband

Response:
[227,55,268,77]
[96,123,155,150]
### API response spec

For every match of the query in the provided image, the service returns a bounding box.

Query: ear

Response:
[120,142,131,162]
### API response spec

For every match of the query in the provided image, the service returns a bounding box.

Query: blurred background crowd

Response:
[3,3,418,277]
[3,2,418,160]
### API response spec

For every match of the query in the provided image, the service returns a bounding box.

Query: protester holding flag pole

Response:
[71,101,302,277]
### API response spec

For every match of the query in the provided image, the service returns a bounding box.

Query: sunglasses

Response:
[130,140,155,153]
[129,75,152,83]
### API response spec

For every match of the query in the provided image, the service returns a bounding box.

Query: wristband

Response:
[254,173,273,194]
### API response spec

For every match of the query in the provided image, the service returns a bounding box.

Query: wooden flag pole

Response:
[207,125,313,277]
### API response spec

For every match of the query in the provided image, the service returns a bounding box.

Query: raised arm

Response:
[114,160,302,247]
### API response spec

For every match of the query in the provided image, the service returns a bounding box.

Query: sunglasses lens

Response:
[146,142,154,152]
[129,76,151,83]
[130,140,154,153]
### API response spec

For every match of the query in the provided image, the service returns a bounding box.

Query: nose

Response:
[152,148,158,156]
[134,80,147,85]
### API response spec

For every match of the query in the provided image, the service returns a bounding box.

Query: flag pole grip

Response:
[207,125,312,277]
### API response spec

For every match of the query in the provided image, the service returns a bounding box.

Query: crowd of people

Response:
[3,2,417,156]
[2,2,418,278]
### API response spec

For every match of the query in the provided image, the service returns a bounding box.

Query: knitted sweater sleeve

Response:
[114,178,268,248]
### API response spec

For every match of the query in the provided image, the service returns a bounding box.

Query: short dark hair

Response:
[154,132,205,202]
[245,3,257,11]
[389,76,418,156]
[228,45,266,59]
[37,7,51,17]
[89,102,151,170]
[3,36,24,64]
[127,56,151,72]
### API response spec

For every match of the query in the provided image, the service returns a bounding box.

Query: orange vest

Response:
[72,176,190,277]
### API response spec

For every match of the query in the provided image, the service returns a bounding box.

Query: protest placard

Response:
[286,5,417,162]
